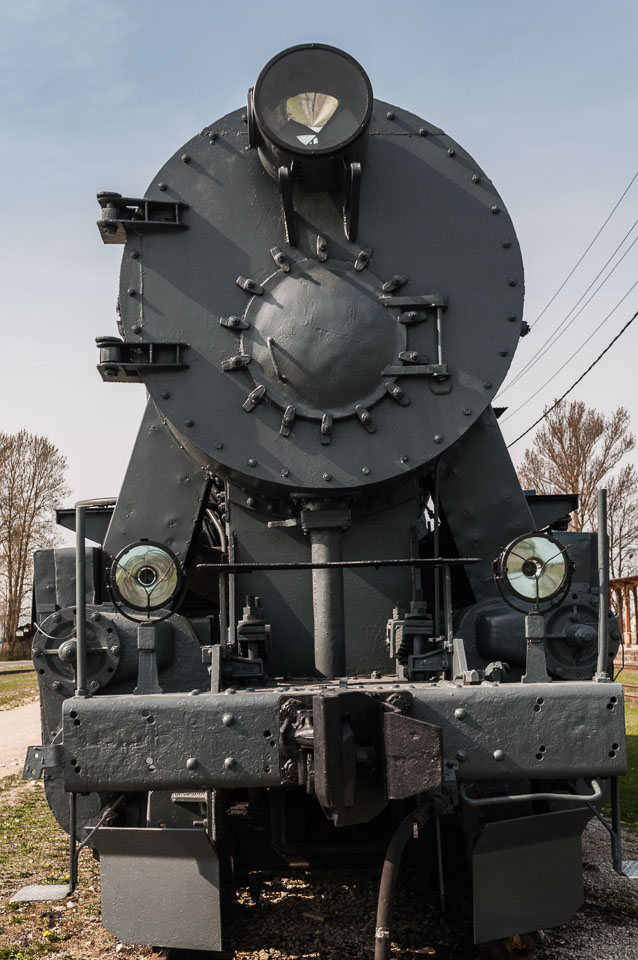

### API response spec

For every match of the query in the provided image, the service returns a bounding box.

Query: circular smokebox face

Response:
[253,44,372,156]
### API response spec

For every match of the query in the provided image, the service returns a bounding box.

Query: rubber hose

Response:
[374,804,431,959]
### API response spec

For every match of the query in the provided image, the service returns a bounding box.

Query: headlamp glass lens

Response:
[504,535,567,601]
[255,46,371,154]
[113,542,179,611]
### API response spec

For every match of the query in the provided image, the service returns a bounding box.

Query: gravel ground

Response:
[3,777,638,959]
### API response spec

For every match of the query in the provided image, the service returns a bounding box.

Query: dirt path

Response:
[0,700,40,778]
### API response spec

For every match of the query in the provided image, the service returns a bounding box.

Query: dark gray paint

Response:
[473,809,589,942]
[61,680,625,793]
[439,406,535,600]
[114,102,524,495]
[103,399,210,562]
[93,827,221,951]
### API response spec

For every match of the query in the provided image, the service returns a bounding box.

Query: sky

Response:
[1,0,637,523]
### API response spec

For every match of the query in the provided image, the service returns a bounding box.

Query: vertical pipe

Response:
[597,488,609,677]
[443,565,453,644]
[436,306,444,366]
[611,776,623,873]
[75,505,88,696]
[69,792,78,892]
[310,528,345,678]
[433,464,441,637]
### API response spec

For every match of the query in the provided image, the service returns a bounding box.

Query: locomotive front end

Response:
[19,43,627,955]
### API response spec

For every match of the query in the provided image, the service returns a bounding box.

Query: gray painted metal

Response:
[93,827,221,951]
[438,406,535,601]
[113,102,524,494]
[102,399,210,562]
[472,808,589,943]
[61,681,625,792]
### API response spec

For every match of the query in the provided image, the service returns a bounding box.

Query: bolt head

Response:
[447,148,455,157]
[181,153,191,163]
[185,419,194,427]
[502,240,512,248]
[224,756,237,771]
[132,324,141,334]
[454,708,467,720]
[90,612,100,622]
[362,466,370,475]
[109,645,120,656]
[248,457,257,467]
[89,680,100,692]
[51,681,62,692]
[400,455,409,463]
[131,250,140,259]
[281,467,289,478]
[386,111,395,120]
[433,434,443,443]
[508,278,518,287]
[493,749,505,761]
[158,182,167,191]
[245,279,255,290]
[463,407,471,415]
[186,757,199,770]
[161,391,171,400]
[222,713,234,727]
[491,204,500,214]
[127,288,136,297]
[52,613,61,623]
[246,497,255,508]
[471,174,480,184]
[322,473,332,482]
[418,127,427,136]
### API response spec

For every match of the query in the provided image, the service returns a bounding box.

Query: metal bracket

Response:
[221,354,251,372]
[343,161,361,243]
[278,166,297,247]
[243,385,267,412]
[97,337,189,382]
[97,192,188,244]
[22,744,64,781]
[382,363,449,377]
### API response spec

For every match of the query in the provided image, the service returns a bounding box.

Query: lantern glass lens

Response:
[504,535,567,601]
[254,46,372,154]
[113,543,179,611]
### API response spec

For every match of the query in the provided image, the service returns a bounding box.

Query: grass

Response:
[0,672,38,712]
[619,701,638,832]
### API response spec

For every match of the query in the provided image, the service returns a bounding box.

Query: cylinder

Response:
[310,528,346,678]
[75,505,88,696]
[597,488,609,677]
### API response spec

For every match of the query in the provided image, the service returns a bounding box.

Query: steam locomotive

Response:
[18,43,627,956]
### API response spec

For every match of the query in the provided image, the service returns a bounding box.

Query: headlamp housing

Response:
[249,43,373,191]
[109,540,183,622]
[494,532,573,612]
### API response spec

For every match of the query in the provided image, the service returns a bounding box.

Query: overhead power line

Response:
[500,219,638,396]
[506,307,638,449]
[530,168,638,330]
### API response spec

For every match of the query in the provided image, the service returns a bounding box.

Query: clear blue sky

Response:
[2,0,637,510]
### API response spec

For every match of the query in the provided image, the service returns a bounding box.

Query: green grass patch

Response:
[0,671,37,712]
[619,701,638,832]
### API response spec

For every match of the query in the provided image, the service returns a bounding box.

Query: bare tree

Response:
[607,464,638,578]
[0,431,69,658]
[518,400,638,577]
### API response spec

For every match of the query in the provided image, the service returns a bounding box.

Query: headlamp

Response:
[249,43,372,193]
[494,532,572,611]
[109,541,183,620]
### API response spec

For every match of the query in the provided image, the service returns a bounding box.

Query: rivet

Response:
[484,381,492,389]
[386,111,395,120]
[248,457,257,467]
[508,278,518,287]
[185,419,194,427]
[222,713,234,727]
[508,315,517,322]
[281,467,289,478]
[456,749,468,761]
[471,174,481,184]
[400,455,409,463]
[493,749,505,761]
[51,681,62,692]
[454,708,467,720]
[131,251,140,259]
[322,473,332,481]
[127,288,136,297]
[362,466,370,475]
[90,612,100,622]
[158,182,167,191]
[447,148,456,157]
[241,114,247,123]
[246,497,255,508]
[161,391,171,400]
[132,324,141,334]
[224,756,237,770]
[245,279,255,290]
[433,434,443,443]
[502,240,512,248]
[181,153,191,163]
[462,407,471,415]
[418,127,428,136]
[52,613,61,623]
[186,757,199,770]
[499,350,508,357]
[215,441,223,450]
[89,680,100,692]
[208,131,218,141]
[491,204,500,214]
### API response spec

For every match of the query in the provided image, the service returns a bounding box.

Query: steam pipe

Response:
[310,527,346,678]
[75,505,88,697]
